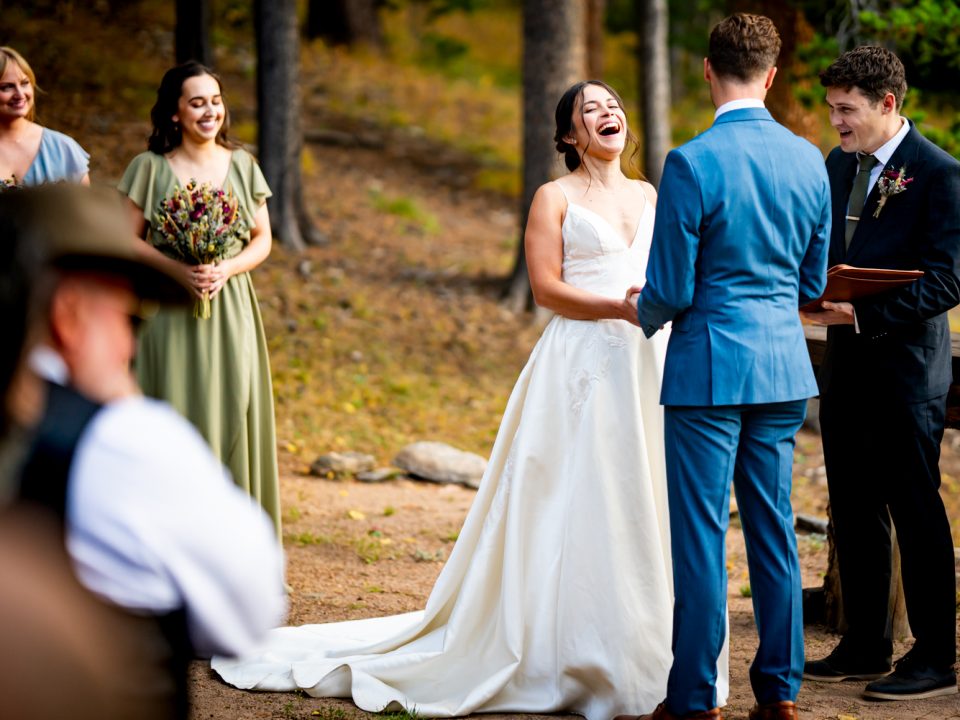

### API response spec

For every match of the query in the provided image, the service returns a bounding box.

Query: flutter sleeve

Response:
[117,152,163,226]
[231,149,272,231]
[23,128,89,185]
[57,132,89,182]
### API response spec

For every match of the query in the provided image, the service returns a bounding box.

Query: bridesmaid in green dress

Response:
[118,62,280,534]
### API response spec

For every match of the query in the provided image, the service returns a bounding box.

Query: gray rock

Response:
[310,451,376,477]
[394,441,486,489]
[357,468,404,483]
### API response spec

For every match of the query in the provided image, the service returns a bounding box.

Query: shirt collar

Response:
[867,117,911,168]
[714,98,765,119]
[28,344,69,385]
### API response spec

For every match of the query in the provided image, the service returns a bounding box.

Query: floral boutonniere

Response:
[873,166,913,218]
[0,174,20,192]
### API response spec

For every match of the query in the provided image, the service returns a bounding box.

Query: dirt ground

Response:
[188,431,960,720]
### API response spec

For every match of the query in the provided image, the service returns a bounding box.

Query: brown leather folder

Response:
[800,264,924,313]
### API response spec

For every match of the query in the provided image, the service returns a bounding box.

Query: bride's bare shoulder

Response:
[631,178,658,205]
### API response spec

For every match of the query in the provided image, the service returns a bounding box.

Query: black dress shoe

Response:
[803,642,891,683]
[862,653,958,700]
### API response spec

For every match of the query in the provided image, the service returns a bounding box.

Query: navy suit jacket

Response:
[820,124,960,403]
[636,107,831,406]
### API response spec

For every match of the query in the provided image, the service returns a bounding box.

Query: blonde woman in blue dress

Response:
[0,47,89,186]
[214,81,729,718]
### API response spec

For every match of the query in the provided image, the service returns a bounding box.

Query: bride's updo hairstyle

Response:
[147,61,241,155]
[554,80,642,177]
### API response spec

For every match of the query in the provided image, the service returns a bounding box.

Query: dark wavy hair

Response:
[147,61,240,154]
[554,80,642,178]
[820,46,908,111]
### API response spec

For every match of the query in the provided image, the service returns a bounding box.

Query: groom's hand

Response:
[803,301,855,325]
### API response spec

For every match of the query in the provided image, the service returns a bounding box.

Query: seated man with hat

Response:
[1,184,286,719]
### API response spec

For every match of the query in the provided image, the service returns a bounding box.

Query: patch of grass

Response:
[354,535,388,564]
[442,530,459,543]
[739,584,752,598]
[286,531,334,547]
[368,189,440,234]
[365,584,385,594]
[283,506,303,523]
[383,506,396,517]
[412,548,446,563]
[377,707,422,720]
[311,707,349,720]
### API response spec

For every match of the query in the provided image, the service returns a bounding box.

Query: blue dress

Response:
[21,128,89,185]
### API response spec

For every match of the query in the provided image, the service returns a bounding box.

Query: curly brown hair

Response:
[819,46,907,111]
[708,13,781,82]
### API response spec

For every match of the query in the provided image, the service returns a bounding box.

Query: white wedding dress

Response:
[213,184,729,719]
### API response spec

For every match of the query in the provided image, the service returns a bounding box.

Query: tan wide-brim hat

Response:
[0,183,190,305]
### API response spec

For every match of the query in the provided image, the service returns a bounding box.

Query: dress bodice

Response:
[21,128,89,186]
[559,190,654,298]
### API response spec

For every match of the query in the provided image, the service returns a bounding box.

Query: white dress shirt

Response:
[847,118,911,332]
[858,117,911,196]
[28,347,286,657]
[714,98,766,119]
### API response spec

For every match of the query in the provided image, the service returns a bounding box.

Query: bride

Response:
[214,80,728,719]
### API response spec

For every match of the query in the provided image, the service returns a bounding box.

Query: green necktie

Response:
[845,153,879,249]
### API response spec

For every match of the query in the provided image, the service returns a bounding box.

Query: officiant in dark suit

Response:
[802,46,960,700]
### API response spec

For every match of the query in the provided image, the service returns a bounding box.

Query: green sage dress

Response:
[118,149,280,535]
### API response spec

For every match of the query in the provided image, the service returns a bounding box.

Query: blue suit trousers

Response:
[664,401,806,714]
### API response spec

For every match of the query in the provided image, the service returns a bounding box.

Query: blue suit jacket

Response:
[637,107,831,406]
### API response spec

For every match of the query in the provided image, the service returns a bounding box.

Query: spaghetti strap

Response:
[553,180,570,201]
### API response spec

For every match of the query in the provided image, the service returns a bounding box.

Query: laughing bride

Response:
[213,80,728,720]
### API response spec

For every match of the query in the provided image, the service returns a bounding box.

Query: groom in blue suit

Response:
[619,14,830,720]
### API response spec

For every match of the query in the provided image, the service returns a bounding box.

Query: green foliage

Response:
[917,115,960,160]
[860,1,960,71]
[392,0,492,23]
[417,31,470,67]
[794,33,840,111]
[739,584,752,598]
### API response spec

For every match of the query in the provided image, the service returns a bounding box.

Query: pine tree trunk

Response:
[586,0,606,79]
[728,0,819,142]
[175,0,212,66]
[504,0,587,313]
[637,0,671,187]
[305,0,383,49]
[256,0,321,250]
